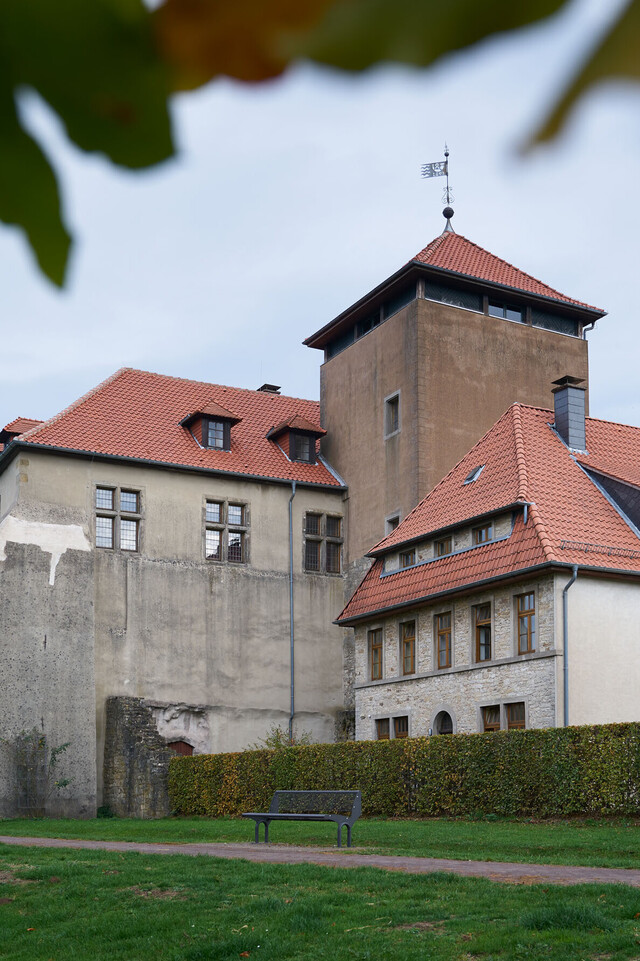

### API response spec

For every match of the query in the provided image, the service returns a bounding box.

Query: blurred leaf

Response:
[155,0,567,88]
[0,90,71,285]
[527,0,640,148]
[0,0,174,285]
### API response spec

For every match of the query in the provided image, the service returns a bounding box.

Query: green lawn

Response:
[2,843,640,961]
[2,815,640,869]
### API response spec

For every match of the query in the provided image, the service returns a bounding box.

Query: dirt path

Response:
[2,835,640,886]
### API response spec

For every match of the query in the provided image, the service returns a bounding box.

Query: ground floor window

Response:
[481,701,526,732]
[375,718,390,740]
[433,711,453,735]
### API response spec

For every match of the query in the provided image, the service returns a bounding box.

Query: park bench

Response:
[242,790,361,848]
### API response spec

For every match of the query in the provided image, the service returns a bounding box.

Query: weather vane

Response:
[421,143,454,230]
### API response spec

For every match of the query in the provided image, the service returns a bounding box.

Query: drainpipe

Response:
[563,565,578,727]
[288,481,296,743]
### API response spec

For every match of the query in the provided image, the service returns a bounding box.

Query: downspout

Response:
[563,565,578,727]
[288,481,296,742]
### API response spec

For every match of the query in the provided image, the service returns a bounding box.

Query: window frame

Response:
[393,715,409,739]
[481,705,501,733]
[204,498,249,564]
[516,591,536,654]
[303,511,343,575]
[375,718,390,740]
[434,535,453,557]
[383,391,401,439]
[506,701,526,730]
[436,611,452,670]
[400,620,416,676]
[369,628,383,681]
[474,602,492,662]
[290,431,317,464]
[95,485,142,553]
[472,523,493,545]
[399,548,416,568]
[204,417,232,451]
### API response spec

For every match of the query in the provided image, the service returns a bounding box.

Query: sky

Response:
[1,0,638,433]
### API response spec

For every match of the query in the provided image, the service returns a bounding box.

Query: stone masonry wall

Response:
[355,574,558,739]
[103,696,175,818]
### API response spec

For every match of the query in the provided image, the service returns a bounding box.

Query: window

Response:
[290,432,316,464]
[475,603,492,662]
[385,514,400,534]
[436,612,452,669]
[464,465,485,484]
[517,592,536,654]
[507,702,526,730]
[95,486,142,552]
[473,523,493,545]
[384,392,400,437]
[400,621,415,675]
[435,536,452,557]
[375,718,390,740]
[394,716,409,739]
[369,629,383,680]
[488,301,524,324]
[205,499,248,563]
[399,549,415,568]
[205,419,231,451]
[303,512,343,574]
[482,705,501,732]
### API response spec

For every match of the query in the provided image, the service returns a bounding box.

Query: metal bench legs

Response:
[254,819,270,843]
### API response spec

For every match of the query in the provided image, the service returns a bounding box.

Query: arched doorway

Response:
[433,711,453,735]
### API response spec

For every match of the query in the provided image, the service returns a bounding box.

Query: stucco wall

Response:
[354,574,558,738]
[1,449,348,808]
[563,574,640,725]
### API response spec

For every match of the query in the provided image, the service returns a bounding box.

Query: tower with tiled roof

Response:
[305,211,605,582]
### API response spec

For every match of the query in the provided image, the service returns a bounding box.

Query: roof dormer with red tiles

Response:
[180,401,242,452]
[267,414,327,465]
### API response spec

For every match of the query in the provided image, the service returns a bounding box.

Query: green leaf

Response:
[0,90,71,285]
[0,0,174,284]
[527,0,640,148]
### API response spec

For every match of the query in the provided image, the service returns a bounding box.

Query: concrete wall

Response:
[354,574,558,738]
[562,574,640,725]
[1,448,348,811]
[0,458,96,815]
[320,297,589,564]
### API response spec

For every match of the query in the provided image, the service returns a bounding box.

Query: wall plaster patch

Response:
[0,514,90,585]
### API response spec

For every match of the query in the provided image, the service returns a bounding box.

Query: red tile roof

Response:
[267,414,327,440]
[2,417,44,435]
[10,369,343,488]
[411,232,601,311]
[338,405,640,623]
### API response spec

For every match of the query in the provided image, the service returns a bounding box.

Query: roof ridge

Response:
[512,405,529,501]
[19,368,130,441]
[119,367,319,406]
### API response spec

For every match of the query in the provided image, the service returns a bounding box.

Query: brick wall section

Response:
[103,696,175,818]
[354,574,557,738]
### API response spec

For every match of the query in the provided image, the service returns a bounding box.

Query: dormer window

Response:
[206,419,230,451]
[267,415,326,464]
[180,401,241,452]
[290,432,314,463]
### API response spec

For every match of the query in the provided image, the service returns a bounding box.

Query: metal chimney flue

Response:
[552,375,586,451]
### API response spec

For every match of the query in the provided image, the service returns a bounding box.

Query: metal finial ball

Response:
[443,206,454,220]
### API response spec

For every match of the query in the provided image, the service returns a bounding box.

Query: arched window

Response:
[434,711,453,735]
[167,740,193,756]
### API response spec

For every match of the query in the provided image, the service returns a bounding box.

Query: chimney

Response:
[551,375,586,451]
[257,383,281,394]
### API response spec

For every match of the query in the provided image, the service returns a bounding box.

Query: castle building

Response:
[0,215,614,816]
[338,378,640,739]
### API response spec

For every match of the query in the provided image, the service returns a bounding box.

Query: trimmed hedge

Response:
[168,723,640,818]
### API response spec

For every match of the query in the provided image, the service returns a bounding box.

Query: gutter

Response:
[288,481,296,742]
[562,565,579,727]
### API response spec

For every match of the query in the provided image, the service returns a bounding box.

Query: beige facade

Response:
[0,448,347,814]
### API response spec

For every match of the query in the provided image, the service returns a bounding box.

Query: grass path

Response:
[2,815,640,868]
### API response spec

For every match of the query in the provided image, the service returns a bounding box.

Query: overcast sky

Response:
[1,0,638,434]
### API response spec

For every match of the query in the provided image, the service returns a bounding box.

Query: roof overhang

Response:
[0,440,346,493]
[304,261,606,351]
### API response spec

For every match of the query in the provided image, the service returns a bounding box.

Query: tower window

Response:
[384,392,400,438]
